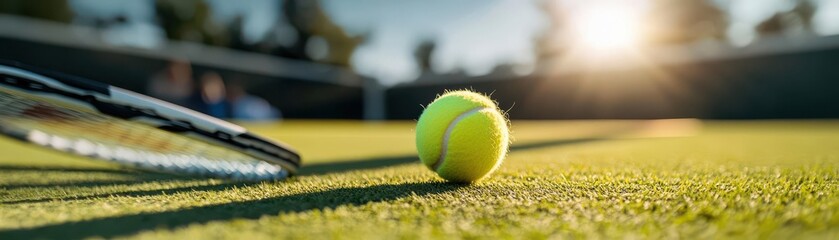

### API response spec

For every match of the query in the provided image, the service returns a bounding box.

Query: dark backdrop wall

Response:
[0,36,364,119]
[386,46,839,120]
[4,34,839,120]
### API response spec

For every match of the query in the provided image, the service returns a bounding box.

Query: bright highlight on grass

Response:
[571,2,642,51]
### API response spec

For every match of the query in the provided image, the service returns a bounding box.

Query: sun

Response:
[570,3,642,51]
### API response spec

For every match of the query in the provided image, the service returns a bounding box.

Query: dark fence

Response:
[0,37,364,119]
[4,29,839,120]
[386,44,839,119]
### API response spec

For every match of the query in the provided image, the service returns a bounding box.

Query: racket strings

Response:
[0,89,288,180]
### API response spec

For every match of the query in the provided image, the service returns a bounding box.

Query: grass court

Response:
[0,120,837,239]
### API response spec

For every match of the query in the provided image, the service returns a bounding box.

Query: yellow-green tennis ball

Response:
[416,90,510,183]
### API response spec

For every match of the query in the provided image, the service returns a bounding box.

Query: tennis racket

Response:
[0,61,301,181]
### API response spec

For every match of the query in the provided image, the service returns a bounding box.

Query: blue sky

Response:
[67,0,839,85]
[322,0,546,84]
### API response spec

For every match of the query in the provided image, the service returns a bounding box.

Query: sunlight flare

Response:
[571,2,643,51]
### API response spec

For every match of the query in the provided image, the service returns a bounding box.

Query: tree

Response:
[414,39,436,72]
[281,0,363,66]
[150,0,364,67]
[643,0,728,45]
[756,0,816,37]
[154,0,228,46]
[532,0,568,62]
[0,0,72,23]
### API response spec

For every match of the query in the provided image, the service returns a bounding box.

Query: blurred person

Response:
[192,72,230,119]
[226,81,281,121]
[147,60,194,107]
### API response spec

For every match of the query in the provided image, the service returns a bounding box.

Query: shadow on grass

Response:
[0,135,613,203]
[1,181,254,204]
[0,165,195,182]
[299,155,418,176]
[0,165,136,174]
[0,181,465,239]
[510,137,605,152]
[299,137,608,176]
[0,179,177,191]
[3,138,607,203]
[0,138,606,204]
[0,130,626,238]
[0,165,196,191]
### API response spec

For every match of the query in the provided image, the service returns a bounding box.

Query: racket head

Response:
[0,61,300,181]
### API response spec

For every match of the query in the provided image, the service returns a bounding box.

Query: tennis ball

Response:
[416,90,510,183]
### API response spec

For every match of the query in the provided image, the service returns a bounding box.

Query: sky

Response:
[722,0,839,46]
[322,0,546,84]
[66,0,839,86]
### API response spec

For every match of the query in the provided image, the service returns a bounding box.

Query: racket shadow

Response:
[0,165,197,181]
[299,155,418,176]
[0,179,177,191]
[298,137,611,176]
[0,181,466,239]
[0,165,136,174]
[3,138,609,203]
[1,181,256,205]
[509,137,606,152]
[0,165,199,191]
[0,135,616,204]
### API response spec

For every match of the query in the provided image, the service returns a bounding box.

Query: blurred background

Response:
[1,0,838,120]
